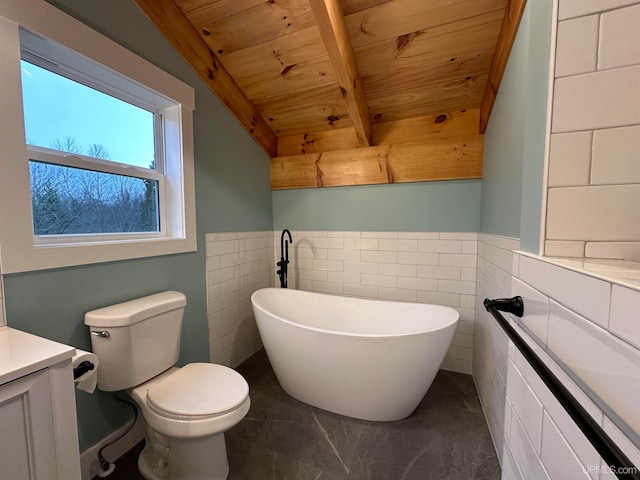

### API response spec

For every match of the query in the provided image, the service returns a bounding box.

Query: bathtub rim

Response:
[251,287,459,339]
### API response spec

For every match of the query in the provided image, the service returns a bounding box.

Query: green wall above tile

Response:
[480,0,553,252]
[273,180,482,232]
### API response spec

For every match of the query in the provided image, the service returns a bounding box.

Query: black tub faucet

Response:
[277,229,293,288]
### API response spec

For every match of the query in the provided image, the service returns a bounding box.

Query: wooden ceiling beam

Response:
[345,0,505,49]
[373,109,480,145]
[271,135,483,189]
[479,0,527,133]
[134,0,278,157]
[277,109,480,156]
[277,127,360,157]
[309,0,372,147]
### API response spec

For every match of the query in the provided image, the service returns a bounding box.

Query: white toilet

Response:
[84,291,250,480]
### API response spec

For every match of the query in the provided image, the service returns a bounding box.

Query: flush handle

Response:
[90,330,110,338]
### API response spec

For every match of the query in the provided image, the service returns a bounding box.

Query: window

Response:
[22,58,162,238]
[0,2,196,273]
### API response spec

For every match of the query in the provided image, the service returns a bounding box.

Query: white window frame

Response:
[0,0,197,273]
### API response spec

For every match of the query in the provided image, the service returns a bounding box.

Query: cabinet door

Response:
[0,369,58,480]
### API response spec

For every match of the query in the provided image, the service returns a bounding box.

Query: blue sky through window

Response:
[21,60,155,169]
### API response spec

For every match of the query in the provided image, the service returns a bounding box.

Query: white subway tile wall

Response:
[518,255,612,328]
[591,126,640,185]
[547,186,640,242]
[558,0,639,20]
[555,15,599,78]
[552,66,640,132]
[547,299,640,436]
[609,285,640,349]
[205,231,274,368]
[475,233,519,459]
[275,230,478,375]
[585,243,640,263]
[510,277,549,346]
[548,131,592,187]
[545,240,585,258]
[599,4,640,69]
[547,1,640,263]
[476,234,640,479]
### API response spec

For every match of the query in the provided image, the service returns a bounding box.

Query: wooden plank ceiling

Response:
[135,0,525,190]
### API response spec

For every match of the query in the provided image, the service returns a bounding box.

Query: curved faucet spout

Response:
[281,229,292,259]
[278,229,293,288]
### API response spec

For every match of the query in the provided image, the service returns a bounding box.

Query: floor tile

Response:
[99,349,500,479]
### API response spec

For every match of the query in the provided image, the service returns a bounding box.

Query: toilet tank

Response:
[84,291,187,391]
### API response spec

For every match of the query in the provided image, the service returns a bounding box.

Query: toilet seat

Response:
[147,363,249,419]
[131,363,251,439]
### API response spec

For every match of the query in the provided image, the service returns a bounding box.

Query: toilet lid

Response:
[146,363,249,418]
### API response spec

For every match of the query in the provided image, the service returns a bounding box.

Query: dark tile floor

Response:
[101,349,500,480]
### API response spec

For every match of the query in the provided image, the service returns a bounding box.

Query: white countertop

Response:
[0,326,76,385]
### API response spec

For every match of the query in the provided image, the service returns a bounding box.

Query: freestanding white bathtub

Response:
[250,288,459,421]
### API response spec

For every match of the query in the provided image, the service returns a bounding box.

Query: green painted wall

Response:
[480,0,553,252]
[479,7,529,239]
[273,180,482,232]
[3,0,271,452]
[520,0,553,253]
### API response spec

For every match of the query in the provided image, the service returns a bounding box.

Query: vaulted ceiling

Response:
[134,0,525,189]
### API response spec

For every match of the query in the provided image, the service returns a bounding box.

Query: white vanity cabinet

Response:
[0,326,81,480]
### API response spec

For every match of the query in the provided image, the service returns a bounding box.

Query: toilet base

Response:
[137,431,229,480]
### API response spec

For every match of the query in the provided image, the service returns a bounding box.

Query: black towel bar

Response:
[484,297,639,480]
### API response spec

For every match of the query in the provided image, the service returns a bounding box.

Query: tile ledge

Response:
[516,252,640,292]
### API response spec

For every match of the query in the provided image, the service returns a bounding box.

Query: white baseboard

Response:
[80,418,144,480]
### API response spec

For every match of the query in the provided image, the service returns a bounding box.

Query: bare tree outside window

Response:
[50,136,83,155]
[29,137,159,235]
